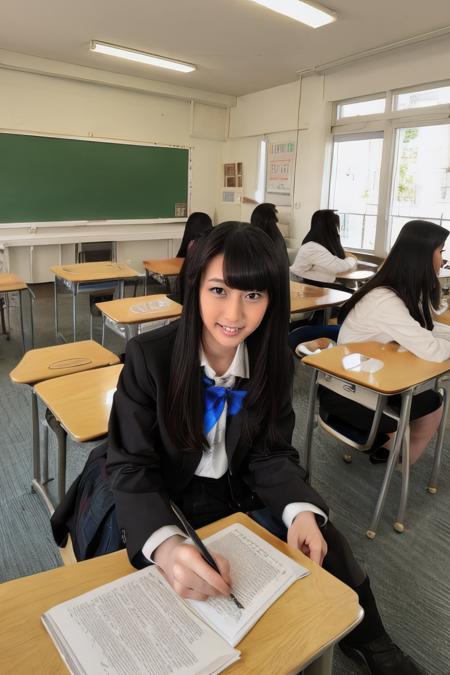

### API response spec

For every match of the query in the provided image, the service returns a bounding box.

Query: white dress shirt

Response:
[339,287,450,362]
[142,343,326,561]
[290,241,357,283]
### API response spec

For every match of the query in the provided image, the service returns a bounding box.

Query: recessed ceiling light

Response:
[250,0,336,29]
[90,41,196,73]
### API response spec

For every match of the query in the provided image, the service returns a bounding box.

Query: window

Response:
[388,124,450,246]
[336,96,385,120]
[394,83,450,111]
[328,133,383,250]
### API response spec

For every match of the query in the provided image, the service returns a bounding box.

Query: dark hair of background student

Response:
[166,221,291,451]
[176,212,213,258]
[339,219,448,329]
[302,209,345,259]
[250,202,288,259]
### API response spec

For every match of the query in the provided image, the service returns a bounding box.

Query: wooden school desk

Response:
[10,341,120,513]
[96,293,182,342]
[33,364,123,507]
[143,256,184,293]
[0,272,34,351]
[0,513,362,675]
[51,261,139,342]
[335,268,375,290]
[301,342,450,537]
[290,280,351,321]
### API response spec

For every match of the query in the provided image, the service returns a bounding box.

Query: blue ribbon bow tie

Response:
[203,375,247,435]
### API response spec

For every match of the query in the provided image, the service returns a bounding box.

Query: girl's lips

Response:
[217,323,241,336]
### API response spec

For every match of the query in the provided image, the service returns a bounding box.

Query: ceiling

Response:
[2,0,450,96]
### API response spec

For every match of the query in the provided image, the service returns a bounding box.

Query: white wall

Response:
[0,66,227,279]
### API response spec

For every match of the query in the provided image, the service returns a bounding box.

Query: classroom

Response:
[1,2,450,674]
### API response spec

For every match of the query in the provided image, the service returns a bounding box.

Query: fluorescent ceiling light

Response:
[90,41,196,73]
[250,0,335,28]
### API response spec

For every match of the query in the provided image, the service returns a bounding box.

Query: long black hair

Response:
[302,209,345,258]
[251,202,288,261]
[339,220,448,329]
[166,221,291,451]
[176,212,213,258]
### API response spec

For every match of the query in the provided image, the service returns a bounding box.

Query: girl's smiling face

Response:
[199,254,269,367]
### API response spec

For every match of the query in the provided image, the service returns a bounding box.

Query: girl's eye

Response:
[210,287,226,296]
[246,291,264,301]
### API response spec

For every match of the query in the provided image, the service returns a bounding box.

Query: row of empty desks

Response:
[10,340,120,509]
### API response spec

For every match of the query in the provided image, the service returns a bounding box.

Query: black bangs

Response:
[221,226,278,294]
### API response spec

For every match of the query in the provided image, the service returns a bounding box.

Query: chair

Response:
[294,327,445,538]
[75,241,124,338]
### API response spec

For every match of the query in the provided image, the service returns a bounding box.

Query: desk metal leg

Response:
[54,422,67,503]
[367,390,412,539]
[303,647,333,675]
[18,288,25,353]
[119,280,125,299]
[101,314,106,346]
[30,390,55,515]
[125,324,139,341]
[304,369,319,482]
[323,307,332,325]
[31,390,41,484]
[54,278,59,339]
[29,287,35,348]
[72,284,78,342]
[428,381,449,492]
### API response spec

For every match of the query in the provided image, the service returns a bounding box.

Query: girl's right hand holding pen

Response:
[154,535,232,601]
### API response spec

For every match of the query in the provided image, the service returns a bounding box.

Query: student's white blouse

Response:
[338,287,450,362]
[142,342,325,561]
[290,241,357,283]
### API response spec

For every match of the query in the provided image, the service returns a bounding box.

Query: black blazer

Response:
[106,321,328,566]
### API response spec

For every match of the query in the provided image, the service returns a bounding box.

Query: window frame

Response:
[328,84,450,255]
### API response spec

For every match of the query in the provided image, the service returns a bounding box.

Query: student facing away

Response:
[250,202,288,261]
[176,211,213,258]
[102,222,424,674]
[290,209,358,289]
[322,219,450,465]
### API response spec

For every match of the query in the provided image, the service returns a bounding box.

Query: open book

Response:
[42,523,309,675]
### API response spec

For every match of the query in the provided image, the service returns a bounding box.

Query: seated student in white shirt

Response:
[322,219,450,466]
[290,209,358,290]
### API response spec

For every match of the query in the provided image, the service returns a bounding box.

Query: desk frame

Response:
[303,366,449,537]
[0,284,34,351]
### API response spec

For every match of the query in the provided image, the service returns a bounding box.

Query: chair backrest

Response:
[76,242,116,263]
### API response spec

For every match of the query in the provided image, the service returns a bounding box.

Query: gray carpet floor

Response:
[0,282,449,674]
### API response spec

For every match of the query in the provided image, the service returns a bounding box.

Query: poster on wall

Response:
[266,141,295,204]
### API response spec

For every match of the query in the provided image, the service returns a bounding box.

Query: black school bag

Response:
[51,441,124,560]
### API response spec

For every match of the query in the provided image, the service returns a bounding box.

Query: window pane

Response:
[329,136,383,250]
[395,85,450,111]
[337,98,385,119]
[389,125,450,248]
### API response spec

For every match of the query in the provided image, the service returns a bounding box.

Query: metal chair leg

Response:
[428,384,449,493]
[394,426,410,533]
[366,390,412,539]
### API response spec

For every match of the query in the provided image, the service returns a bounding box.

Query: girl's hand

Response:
[153,535,232,601]
[287,511,328,566]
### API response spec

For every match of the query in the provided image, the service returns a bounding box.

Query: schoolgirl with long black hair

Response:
[103,221,424,674]
[290,209,358,289]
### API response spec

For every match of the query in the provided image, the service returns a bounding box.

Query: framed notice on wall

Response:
[266,141,295,204]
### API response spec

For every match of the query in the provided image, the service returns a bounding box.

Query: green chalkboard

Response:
[0,133,189,223]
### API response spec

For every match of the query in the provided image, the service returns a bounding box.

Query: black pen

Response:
[170,501,244,610]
